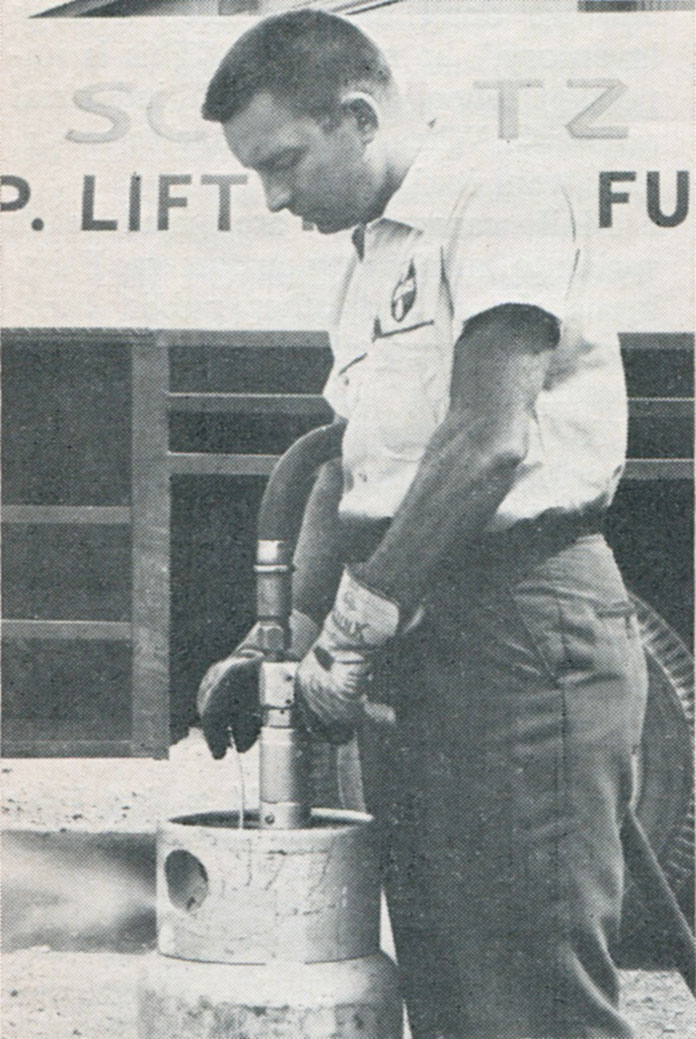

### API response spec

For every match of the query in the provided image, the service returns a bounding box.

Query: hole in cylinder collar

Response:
[165,850,209,912]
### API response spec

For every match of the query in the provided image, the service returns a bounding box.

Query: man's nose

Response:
[263,177,292,214]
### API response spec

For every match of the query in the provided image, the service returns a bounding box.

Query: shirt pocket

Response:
[365,323,448,462]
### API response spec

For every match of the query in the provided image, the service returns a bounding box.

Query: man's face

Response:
[223,91,376,233]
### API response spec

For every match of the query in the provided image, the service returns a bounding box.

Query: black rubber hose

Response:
[621,806,695,995]
[257,421,345,543]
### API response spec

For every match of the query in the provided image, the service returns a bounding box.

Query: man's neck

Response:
[367,119,430,225]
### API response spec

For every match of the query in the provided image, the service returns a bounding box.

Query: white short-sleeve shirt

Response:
[323,135,627,527]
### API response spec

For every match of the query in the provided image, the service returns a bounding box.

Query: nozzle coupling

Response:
[254,540,294,658]
[259,660,309,829]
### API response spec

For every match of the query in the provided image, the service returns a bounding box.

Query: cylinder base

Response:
[137,950,403,1039]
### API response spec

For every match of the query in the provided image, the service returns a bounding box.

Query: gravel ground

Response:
[3,732,694,1036]
[1,730,259,833]
[1,951,693,1039]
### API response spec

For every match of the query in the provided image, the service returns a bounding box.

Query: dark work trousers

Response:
[358,532,648,1039]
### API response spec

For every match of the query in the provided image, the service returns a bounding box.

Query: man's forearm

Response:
[353,305,558,613]
[353,411,525,610]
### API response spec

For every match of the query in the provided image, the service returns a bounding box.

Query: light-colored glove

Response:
[197,610,319,759]
[295,570,399,744]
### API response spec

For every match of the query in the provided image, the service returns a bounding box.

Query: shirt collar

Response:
[351,224,366,260]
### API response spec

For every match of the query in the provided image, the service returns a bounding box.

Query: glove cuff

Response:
[330,568,400,648]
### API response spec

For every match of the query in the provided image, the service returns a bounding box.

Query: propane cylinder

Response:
[137,425,402,1036]
[137,808,402,1039]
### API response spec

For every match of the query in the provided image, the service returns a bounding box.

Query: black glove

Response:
[197,612,319,759]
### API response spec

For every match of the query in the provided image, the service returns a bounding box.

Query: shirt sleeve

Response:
[446,172,579,333]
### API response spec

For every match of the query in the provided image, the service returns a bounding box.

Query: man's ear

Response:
[339,91,381,144]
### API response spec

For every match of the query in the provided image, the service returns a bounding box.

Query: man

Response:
[197,11,648,1038]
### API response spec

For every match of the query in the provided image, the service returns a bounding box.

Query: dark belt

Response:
[340,505,607,584]
[476,504,606,560]
[440,504,608,593]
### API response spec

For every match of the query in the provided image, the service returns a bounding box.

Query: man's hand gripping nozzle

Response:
[196,423,397,826]
[196,425,342,826]
[294,570,399,745]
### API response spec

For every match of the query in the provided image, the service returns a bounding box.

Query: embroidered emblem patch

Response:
[390,260,417,322]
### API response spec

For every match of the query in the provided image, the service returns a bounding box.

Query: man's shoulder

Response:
[393,133,570,243]
[454,146,570,214]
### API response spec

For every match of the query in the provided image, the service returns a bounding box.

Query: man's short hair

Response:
[202,9,393,125]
